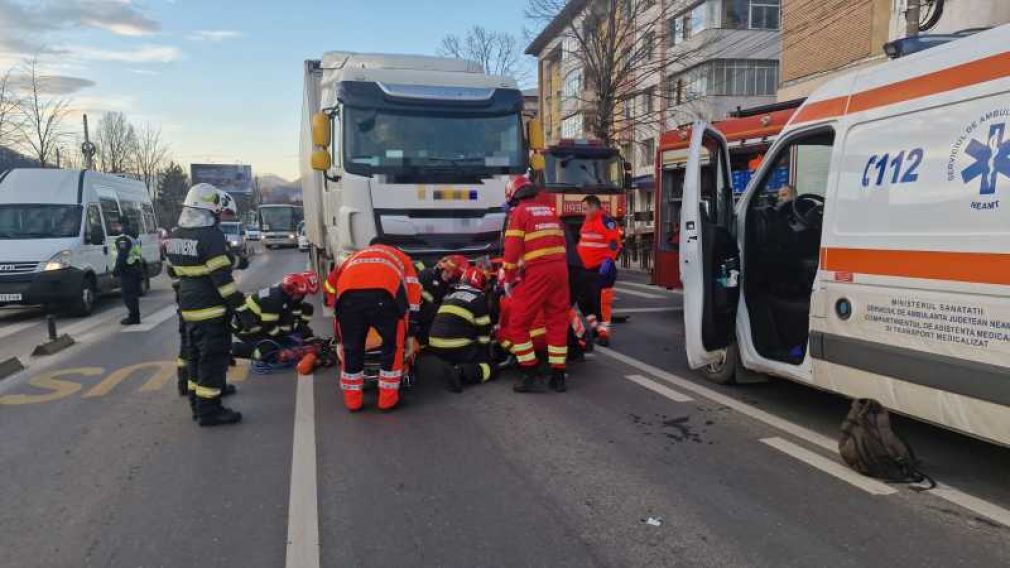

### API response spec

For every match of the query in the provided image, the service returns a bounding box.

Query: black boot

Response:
[513,367,546,393]
[549,369,567,393]
[446,365,463,393]
[120,316,140,325]
[196,397,242,427]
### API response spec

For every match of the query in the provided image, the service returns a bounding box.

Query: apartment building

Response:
[526,0,782,269]
[779,0,1010,101]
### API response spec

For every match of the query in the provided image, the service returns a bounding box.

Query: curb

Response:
[0,357,25,380]
[31,334,75,357]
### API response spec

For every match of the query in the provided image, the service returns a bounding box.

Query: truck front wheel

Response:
[699,343,739,385]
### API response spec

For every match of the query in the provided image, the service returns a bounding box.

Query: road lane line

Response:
[598,345,1010,528]
[610,305,682,313]
[285,372,320,568]
[613,286,664,299]
[0,320,39,340]
[625,374,693,402]
[760,437,897,495]
[122,304,178,333]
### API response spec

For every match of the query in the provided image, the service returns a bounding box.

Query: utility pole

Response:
[81,114,96,170]
[906,0,921,37]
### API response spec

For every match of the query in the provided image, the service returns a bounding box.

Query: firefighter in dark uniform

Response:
[114,219,144,325]
[231,271,319,362]
[166,183,247,427]
[427,266,494,392]
[414,254,469,345]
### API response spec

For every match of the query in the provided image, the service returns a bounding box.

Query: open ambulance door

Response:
[679,122,739,369]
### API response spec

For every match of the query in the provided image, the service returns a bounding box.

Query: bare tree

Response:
[132,122,169,193]
[526,0,698,145]
[17,57,71,167]
[0,67,22,149]
[438,26,524,78]
[95,111,138,174]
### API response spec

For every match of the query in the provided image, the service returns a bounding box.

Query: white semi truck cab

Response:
[301,52,528,269]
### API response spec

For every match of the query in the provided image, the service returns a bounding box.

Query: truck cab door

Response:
[680,122,739,368]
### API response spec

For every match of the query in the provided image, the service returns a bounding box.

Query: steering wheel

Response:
[790,193,825,231]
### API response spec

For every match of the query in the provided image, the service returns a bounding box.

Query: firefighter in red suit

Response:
[323,243,421,412]
[501,175,570,393]
[577,195,623,345]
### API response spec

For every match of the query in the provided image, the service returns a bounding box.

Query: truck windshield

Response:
[0,204,82,239]
[544,155,623,189]
[259,207,303,232]
[219,223,240,235]
[344,107,524,175]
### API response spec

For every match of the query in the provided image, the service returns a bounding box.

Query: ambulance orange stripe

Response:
[793,50,1010,124]
[821,248,1010,286]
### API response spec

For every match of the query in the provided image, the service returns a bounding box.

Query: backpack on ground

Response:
[838,398,935,489]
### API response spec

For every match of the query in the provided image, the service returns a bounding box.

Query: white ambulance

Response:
[679,25,1010,447]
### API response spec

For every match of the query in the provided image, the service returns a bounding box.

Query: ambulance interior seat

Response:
[743,131,834,364]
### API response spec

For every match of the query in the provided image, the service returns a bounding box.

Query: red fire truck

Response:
[537,138,630,223]
[653,101,801,289]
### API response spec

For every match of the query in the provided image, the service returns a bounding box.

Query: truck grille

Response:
[0,261,38,276]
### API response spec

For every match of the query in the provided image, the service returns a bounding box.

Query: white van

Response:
[679,26,1010,447]
[0,168,162,315]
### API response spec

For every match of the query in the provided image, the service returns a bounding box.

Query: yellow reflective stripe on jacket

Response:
[428,336,474,349]
[504,229,525,238]
[437,304,475,324]
[502,261,518,269]
[477,335,490,344]
[421,290,435,303]
[181,306,228,321]
[524,229,564,241]
[530,327,547,337]
[245,296,280,322]
[323,280,337,294]
[205,255,232,271]
[523,246,566,262]
[548,345,568,354]
[217,282,238,297]
[474,315,491,326]
[478,362,492,382]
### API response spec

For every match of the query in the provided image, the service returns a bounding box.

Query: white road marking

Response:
[619,281,683,295]
[122,304,178,333]
[0,320,39,340]
[597,346,1010,528]
[285,372,320,568]
[613,286,664,299]
[625,374,693,402]
[61,308,129,337]
[761,437,897,495]
[612,307,681,314]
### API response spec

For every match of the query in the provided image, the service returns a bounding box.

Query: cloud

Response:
[128,68,160,76]
[7,72,96,95]
[67,44,181,63]
[188,30,242,42]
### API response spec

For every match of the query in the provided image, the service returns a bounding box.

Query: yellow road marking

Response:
[85,362,175,398]
[0,368,103,405]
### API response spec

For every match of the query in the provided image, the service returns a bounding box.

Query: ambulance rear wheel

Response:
[700,343,738,385]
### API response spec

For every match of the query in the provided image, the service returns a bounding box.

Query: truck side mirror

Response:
[527,120,545,151]
[311,112,331,147]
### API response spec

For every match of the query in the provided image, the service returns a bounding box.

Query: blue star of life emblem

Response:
[961,122,1010,195]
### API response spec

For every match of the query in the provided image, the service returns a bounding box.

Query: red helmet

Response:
[505,175,537,205]
[436,254,470,280]
[281,271,319,297]
[459,266,487,291]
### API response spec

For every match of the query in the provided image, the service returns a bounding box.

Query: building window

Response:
[722,0,779,30]
[563,69,582,99]
[669,59,778,103]
[561,114,583,139]
[643,31,654,61]
[687,3,708,38]
[749,0,780,30]
[641,87,655,115]
[640,138,655,167]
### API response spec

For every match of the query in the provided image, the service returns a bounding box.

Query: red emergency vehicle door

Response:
[680,122,738,369]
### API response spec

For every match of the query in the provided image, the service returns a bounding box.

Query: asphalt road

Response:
[1,249,1008,568]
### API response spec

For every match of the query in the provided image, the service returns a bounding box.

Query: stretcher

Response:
[334,328,418,389]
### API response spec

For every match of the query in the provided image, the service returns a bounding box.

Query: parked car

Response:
[0,168,162,315]
[220,221,249,261]
[246,224,261,241]
[297,220,309,252]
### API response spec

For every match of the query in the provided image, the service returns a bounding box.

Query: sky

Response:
[0,0,533,181]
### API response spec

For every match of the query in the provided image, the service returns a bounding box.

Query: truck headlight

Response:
[41,250,72,272]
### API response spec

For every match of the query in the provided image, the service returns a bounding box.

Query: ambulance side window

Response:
[699,136,733,229]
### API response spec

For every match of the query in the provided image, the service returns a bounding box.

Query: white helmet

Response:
[183,183,236,217]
